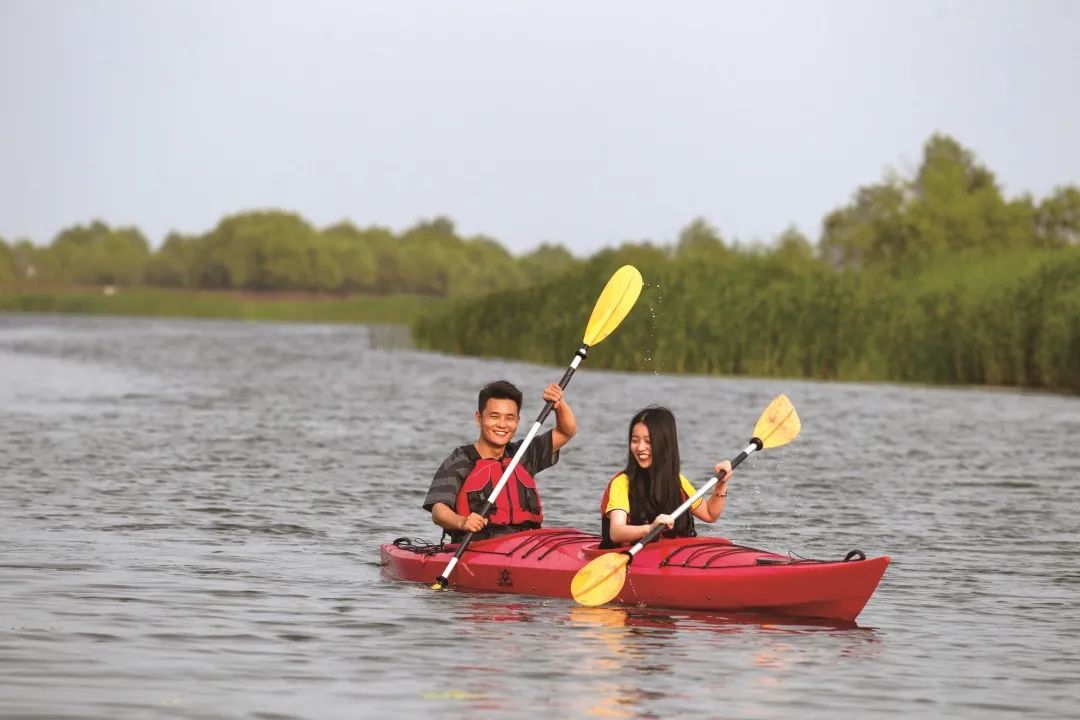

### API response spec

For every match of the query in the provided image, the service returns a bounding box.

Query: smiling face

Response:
[630,422,652,469]
[625,407,680,480]
[476,398,520,452]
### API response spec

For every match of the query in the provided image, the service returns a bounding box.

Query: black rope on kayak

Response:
[657,544,835,569]
[391,537,446,556]
[504,528,570,556]
[661,544,729,567]
[658,542,768,568]
[534,533,600,561]
[653,544,870,569]
[516,529,597,559]
[677,545,748,568]
[511,533,556,556]
[779,550,824,566]
[701,547,770,568]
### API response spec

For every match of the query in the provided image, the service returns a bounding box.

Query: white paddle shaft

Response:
[434,352,584,587]
[626,441,758,558]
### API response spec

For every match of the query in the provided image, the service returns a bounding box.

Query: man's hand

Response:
[460,512,488,533]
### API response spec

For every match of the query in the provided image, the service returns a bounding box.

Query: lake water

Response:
[1,313,1077,719]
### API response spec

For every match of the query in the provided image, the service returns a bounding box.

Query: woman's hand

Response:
[649,513,675,531]
[713,460,733,495]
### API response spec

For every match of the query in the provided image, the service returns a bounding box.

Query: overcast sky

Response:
[2,0,1078,255]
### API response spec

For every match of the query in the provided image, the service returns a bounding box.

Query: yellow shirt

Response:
[603,472,702,515]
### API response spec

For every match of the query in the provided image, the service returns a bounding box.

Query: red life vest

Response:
[455,446,543,529]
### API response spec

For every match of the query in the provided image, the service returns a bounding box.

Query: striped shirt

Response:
[423,430,559,540]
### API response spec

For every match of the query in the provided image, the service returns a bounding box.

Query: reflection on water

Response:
[568,607,674,719]
[1,314,1078,719]
[564,606,880,718]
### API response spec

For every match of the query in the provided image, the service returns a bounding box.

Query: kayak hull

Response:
[380,528,888,622]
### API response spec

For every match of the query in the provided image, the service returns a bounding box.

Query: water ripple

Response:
[1,314,1078,719]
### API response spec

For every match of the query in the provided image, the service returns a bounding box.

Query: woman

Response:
[599,406,733,548]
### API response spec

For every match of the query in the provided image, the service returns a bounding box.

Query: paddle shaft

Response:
[433,344,588,588]
[625,438,764,560]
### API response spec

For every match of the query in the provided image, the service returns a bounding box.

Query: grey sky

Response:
[2,0,1078,255]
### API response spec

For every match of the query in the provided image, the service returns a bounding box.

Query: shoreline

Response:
[0,286,441,325]
[2,287,1074,396]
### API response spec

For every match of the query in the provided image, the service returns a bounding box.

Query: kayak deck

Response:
[380,528,888,622]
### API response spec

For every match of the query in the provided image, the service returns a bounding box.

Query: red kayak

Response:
[381,528,889,622]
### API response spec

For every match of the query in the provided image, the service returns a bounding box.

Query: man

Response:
[423,379,577,542]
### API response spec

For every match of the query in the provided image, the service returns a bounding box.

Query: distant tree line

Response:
[3,133,1078,391]
[0,214,578,298]
[414,134,1080,392]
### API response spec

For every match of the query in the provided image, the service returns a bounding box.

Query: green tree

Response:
[456,235,523,296]
[193,210,327,290]
[321,222,382,292]
[820,135,1044,277]
[674,217,728,262]
[11,240,40,282]
[1036,185,1080,247]
[145,232,197,287]
[773,225,815,265]
[906,134,1038,269]
[819,177,910,273]
[590,241,671,277]
[42,221,150,285]
[397,218,461,295]
[518,242,579,285]
[0,237,19,286]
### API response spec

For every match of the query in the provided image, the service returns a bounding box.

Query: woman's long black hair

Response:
[623,406,695,539]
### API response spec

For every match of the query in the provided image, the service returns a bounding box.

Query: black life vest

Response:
[598,472,696,548]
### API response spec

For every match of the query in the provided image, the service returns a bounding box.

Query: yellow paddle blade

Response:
[752,394,801,449]
[582,265,643,346]
[571,552,631,607]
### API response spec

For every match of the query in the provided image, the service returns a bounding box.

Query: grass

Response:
[0,286,442,325]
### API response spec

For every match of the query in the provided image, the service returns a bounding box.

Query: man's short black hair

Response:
[478,380,523,413]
